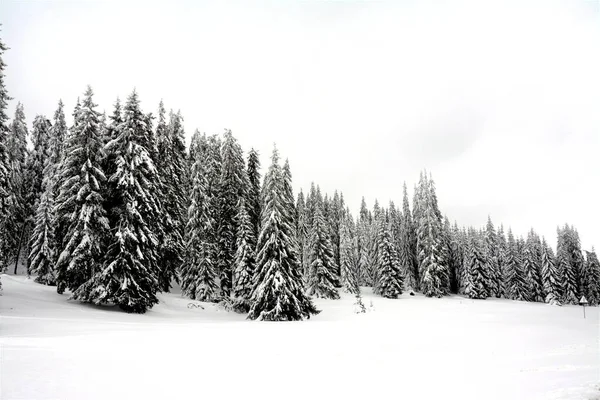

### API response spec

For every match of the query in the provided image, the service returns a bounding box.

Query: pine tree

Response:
[153,105,187,291]
[28,101,67,285]
[0,31,12,280]
[54,87,109,295]
[416,173,448,297]
[374,214,404,298]
[540,238,561,305]
[248,147,319,321]
[523,230,544,302]
[581,250,600,306]
[246,148,261,246]
[557,226,578,304]
[296,190,308,273]
[231,199,256,312]
[484,216,501,297]
[505,230,528,301]
[216,130,247,297]
[398,183,418,292]
[497,225,508,297]
[25,115,52,211]
[307,204,340,299]
[72,89,160,313]
[464,235,489,299]
[2,102,28,271]
[181,137,219,302]
[340,210,360,294]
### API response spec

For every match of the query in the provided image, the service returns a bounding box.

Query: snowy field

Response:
[1,274,598,400]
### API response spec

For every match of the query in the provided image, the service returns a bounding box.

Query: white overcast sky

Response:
[1,0,599,250]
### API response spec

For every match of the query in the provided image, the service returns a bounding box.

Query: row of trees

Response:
[1,31,598,319]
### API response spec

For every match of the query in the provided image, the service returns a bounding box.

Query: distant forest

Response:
[0,32,598,319]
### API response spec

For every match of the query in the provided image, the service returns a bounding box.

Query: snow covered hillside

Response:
[1,274,598,400]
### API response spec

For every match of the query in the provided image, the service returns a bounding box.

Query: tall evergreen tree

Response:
[216,130,247,297]
[54,87,108,295]
[248,147,319,321]
[2,102,28,271]
[464,235,490,299]
[232,199,256,312]
[374,214,404,298]
[246,148,261,246]
[505,230,528,301]
[307,204,339,299]
[339,210,360,294]
[416,173,448,297]
[484,216,501,297]
[523,230,544,302]
[180,136,219,302]
[28,100,67,285]
[153,105,187,291]
[0,31,11,280]
[581,250,600,306]
[557,226,579,304]
[398,183,418,292]
[540,238,561,305]
[72,89,160,313]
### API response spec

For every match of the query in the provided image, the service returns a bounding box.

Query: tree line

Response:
[0,33,598,319]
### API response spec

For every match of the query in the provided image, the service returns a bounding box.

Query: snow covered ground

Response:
[1,274,598,400]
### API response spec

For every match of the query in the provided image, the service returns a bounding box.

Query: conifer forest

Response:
[0,31,598,319]
[1,4,600,398]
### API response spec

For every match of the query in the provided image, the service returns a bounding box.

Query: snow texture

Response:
[1,274,598,400]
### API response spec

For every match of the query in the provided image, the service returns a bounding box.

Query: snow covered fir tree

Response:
[0,25,598,316]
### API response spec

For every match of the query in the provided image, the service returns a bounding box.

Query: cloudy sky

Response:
[1,0,599,249]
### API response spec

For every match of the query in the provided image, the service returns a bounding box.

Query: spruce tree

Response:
[340,210,360,294]
[181,136,219,302]
[232,199,256,312]
[416,173,448,297]
[153,105,187,291]
[557,226,578,304]
[374,214,404,298]
[54,87,108,295]
[28,101,66,285]
[216,130,247,297]
[2,103,28,271]
[581,250,600,306]
[0,31,11,278]
[73,89,160,313]
[523,230,544,302]
[246,148,261,245]
[540,238,561,305]
[296,190,308,274]
[307,204,340,299]
[484,216,501,297]
[505,230,528,301]
[464,235,489,299]
[398,183,418,292]
[248,147,319,321]
[497,225,508,297]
